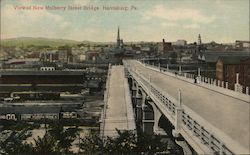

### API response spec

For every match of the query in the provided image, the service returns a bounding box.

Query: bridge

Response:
[100,65,136,137]
[101,59,249,154]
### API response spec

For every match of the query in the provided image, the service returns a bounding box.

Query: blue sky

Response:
[1,0,249,43]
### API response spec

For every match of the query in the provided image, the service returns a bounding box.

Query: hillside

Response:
[0,37,88,47]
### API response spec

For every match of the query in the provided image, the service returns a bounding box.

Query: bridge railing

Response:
[124,60,247,155]
[181,108,236,154]
[138,60,250,101]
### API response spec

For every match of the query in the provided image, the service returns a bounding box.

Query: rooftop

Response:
[0,105,78,115]
[198,51,250,63]
[0,70,85,75]
[218,56,250,64]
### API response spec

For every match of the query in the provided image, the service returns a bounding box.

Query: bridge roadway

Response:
[127,60,250,153]
[102,65,136,137]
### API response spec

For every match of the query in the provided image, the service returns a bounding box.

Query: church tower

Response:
[117,26,121,48]
[198,34,202,45]
[197,34,203,52]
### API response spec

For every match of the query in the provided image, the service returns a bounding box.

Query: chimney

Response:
[163,39,165,43]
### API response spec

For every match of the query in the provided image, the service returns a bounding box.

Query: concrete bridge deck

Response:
[102,66,136,137]
[127,60,250,153]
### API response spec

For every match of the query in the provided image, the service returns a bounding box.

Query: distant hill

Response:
[0,37,94,47]
[0,37,162,48]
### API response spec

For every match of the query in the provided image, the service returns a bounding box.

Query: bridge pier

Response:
[131,80,143,124]
[135,90,144,127]
[131,83,137,106]
[136,97,142,121]
[142,102,154,134]
[131,79,137,97]
[131,79,150,132]
[147,101,166,135]
[131,78,168,135]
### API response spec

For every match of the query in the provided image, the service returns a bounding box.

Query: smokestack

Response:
[163,39,165,43]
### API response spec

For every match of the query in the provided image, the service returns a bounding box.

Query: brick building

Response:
[216,56,250,93]
[157,39,173,54]
[239,57,250,91]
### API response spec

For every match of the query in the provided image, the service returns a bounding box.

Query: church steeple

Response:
[117,26,121,48]
[197,34,203,52]
[117,26,120,41]
[198,34,202,45]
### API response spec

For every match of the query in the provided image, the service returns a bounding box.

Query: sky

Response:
[1,0,249,43]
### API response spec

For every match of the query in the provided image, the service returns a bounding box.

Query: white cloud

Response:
[144,5,215,24]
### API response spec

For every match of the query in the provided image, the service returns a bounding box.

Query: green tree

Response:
[0,123,81,155]
[110,129,137,154]
[48,123,81,154]
[80,129,168,155]
[80,130,103,155]
[33,132,58,155]
[0,129,33,155]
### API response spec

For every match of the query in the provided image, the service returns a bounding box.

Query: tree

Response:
[80,129,168,155]
[110,129,137,154]
[0,129,33,155]
[33,132,58,155]
[170,52,178,64]
[80,130,103,155]
[48,123,81,154]
[135,131,168,154]
[1,123,81,155]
